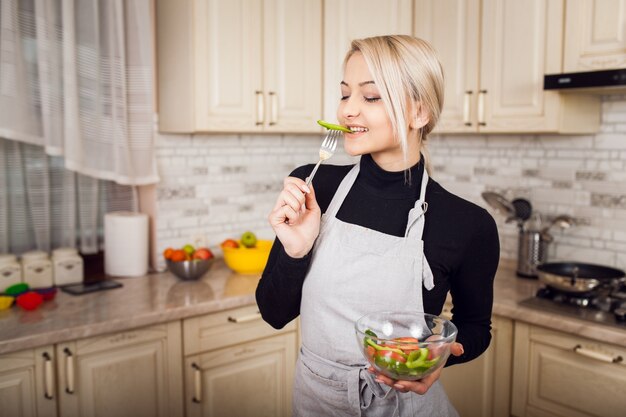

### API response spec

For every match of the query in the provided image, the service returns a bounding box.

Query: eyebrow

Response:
[340,80,376,87]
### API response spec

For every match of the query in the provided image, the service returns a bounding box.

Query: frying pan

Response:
[537,262,625,294]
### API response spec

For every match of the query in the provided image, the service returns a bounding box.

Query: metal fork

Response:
[305,130,339,186]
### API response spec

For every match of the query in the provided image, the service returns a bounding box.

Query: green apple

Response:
[240,231,257,248]
[183,244,195,256]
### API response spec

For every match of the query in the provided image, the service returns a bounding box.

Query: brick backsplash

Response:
[155,96,626,272]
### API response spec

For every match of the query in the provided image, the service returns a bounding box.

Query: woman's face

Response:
[337,52,409,171]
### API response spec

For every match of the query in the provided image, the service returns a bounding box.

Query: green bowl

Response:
[4,282,30,296]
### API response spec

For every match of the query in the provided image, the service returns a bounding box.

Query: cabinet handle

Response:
[463,90,473,126]
[43,352,54,400]
[64,347,75,394]
[573,344,623,364]
[227,311,262,324]
[269,91,278,125]
[192,363,202,403]
[255,91,265,126]
[477,90,487,126]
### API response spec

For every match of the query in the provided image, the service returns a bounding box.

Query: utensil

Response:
[540,214,575,242]
[305,130,339,186]
[517,230,548,278]
[481,191,515,218]
[537,262,626,294]
[511,198,532,223]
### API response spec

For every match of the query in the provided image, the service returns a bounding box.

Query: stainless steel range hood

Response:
[544,69,626,94]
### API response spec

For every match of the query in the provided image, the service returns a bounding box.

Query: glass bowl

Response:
[355,311,457,381]
[166,258,214,280]
[222,240,272,274]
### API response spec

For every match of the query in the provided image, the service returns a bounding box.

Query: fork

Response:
[305,129,339,186]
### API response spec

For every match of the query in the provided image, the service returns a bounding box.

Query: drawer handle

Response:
[255,91,265,126]
[192,363,202,403]
[573,344,623,364]
[64,348,75,394]
[43,352,54,400]
[227,312,262,324]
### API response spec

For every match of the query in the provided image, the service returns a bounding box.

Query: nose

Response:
[338,95,359,120]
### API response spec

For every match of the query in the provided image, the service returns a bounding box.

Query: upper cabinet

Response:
[414,0,601,134]
[564,0,626,71]
[156,0,322,133]
[322,0,413,122]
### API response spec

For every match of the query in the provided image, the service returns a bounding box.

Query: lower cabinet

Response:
[0,346,57,417]
[183,304,298,417]
[511,323,626,417]
[0,322,184,417]
[439,313,513,417]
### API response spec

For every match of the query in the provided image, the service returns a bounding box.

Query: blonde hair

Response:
[343,35,444,178]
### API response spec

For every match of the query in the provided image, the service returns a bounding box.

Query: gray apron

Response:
[294,162,458,417]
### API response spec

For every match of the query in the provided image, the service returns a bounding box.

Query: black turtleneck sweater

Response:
[255,154,500,366]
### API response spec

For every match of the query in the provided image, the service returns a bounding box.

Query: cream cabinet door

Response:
[185,332,297,417]
[480,0,566,133]
[511,322,626,417]
[56,322,183,417]
[323,0,413,122]
[0,346,57,417]
[193,0,263,132]
[439,313,513,417]
[564,0,626,71]
[414,0,480,133]
[263,0,322,133]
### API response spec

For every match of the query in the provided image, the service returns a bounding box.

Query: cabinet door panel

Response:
[186,332,296,417]
[323,0,413,122]
[414,0,480,133]
[480,0,563,132]
[440,314,512,417]
[264,0,322,132]
[57,323,183,417]
[0,347,56,417]
[564,0,626,71]
[194,0,263,131]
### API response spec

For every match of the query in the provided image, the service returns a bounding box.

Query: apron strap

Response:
[325,163,360,219]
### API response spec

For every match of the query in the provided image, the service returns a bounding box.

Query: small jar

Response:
[52,248,83,286]
[21,251,53,289]
[0,254,22,291]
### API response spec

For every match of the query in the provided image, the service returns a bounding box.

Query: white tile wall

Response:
[155,96,626,272]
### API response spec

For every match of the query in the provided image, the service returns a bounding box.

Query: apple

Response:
[221,239,239,249]
[183,244,195,256]
[193,248,214,260]
[241,231,257,248]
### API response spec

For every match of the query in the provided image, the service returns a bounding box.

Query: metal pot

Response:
[536,262,626,294]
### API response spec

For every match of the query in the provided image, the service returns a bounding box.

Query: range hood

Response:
[544,68,626,94]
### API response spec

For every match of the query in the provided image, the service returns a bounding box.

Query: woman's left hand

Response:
[368,342,464,395]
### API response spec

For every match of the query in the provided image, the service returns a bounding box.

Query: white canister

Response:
[52,248,83,286]
[0,254,22,291]
[104,211,149,277]
[21,251,53,289]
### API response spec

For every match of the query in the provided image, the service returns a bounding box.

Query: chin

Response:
[344,143,367,157]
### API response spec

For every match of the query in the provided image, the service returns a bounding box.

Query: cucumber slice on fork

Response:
[317,120,353,133]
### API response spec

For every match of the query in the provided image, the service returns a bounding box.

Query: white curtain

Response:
[0,0,159,185]
[0,137,136,255]
[0,0,156,255]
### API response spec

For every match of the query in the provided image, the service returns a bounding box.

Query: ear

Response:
[409,103,430,130]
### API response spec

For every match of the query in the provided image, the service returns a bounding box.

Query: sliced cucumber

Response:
[317,120,353,133]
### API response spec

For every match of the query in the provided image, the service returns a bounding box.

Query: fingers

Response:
[269,177,314,227]
[450,342,464,357]
[368,366,443,396]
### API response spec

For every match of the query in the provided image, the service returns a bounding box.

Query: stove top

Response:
[519,286,626,329]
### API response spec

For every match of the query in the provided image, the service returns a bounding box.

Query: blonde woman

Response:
[257,35,499,417]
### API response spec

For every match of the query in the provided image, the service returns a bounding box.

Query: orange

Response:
[163,247,174,260]
[170,249,186,262]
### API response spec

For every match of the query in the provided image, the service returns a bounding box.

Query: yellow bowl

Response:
[222,240,272,275]
[0,295,14,310]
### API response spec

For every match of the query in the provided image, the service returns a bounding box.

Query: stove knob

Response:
[615,307,626,323]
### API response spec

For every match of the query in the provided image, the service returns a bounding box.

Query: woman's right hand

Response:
[268,177,321,258]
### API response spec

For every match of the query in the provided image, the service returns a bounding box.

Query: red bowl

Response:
[16,291,44,310]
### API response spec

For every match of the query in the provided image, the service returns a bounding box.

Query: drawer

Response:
[183,304,296,355]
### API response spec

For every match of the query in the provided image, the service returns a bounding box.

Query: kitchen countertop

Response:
[1,259,625,355]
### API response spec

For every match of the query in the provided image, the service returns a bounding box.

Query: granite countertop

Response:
[1,259,625,355]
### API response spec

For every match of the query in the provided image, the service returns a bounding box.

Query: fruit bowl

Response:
[167,258,214,281]
[355,311,457,381]
[222,240,272,275]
